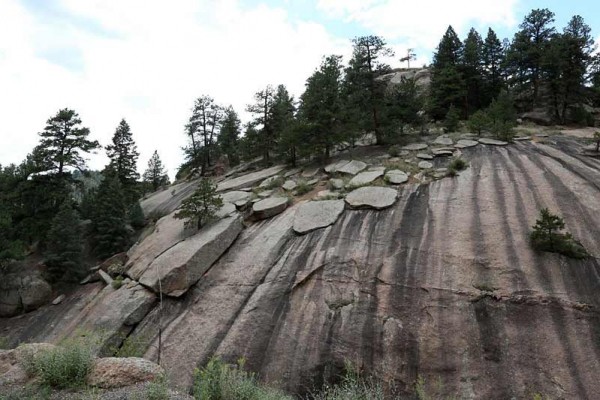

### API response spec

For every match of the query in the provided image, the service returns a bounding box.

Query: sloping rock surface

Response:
[293,200,345,235]
[217,165,285,192]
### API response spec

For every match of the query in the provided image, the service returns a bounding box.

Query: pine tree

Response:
[299,55,344,158]
[143,151,169,191]
[271,85,297,165]
[482,28,505,107]
[462,28,484,115]
[344,36,394,145]
[384,76,424,139]
[92,176,130,260]
[218,107,241,167]
[487,92,517,141]
[467,109,491,136]
[45,201,84,282]
[246,86,277,164]
[174,178,223,230]
[185,96,223,175]
[443,105,461,133]
[34,109,100,177]
[106,119,139,204]
[430,26,466,119]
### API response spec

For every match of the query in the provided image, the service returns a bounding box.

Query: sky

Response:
[1,0,599,178]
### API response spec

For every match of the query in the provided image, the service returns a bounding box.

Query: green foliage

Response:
[111,275,123,289]
[487,92,516,141]
[294,181,313,196]
[185,96,224,175]
[143,150,170,192]
[482,28,506,107]
[129,201,146,229]
[193,357,291,400]
[569,106,595,127]
[145,376,170,400]
[22,340,94,389]
[467,109,491,135]
[113,334,149,358]
[92,176,131,260]
[246,85,277,164]
[448,158,468,177]
[45,201,84,282]
[530,208,588,259]
[174,178,223,230]
[313,363,384,400]
[384,76,424,139]
[388,145,400,157]
[593,131,600,152]
[106,119,140,204]
[443,105,461,133]
[219,107,242,167]
[430,26,465,119]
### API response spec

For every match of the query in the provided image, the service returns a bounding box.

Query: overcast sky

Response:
[1,0,598,178]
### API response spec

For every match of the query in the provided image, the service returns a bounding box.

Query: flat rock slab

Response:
[345,186,398,210]
[330,179,344,190]
[433,136,454,146]
[221,191,252,205]
[402,143,428,151]
[282,180,297,191]
[432,149,454,156]
[368,166,386,172]
[217,165,285,192]
[417,153,434,160]
[139,215,243,297]
[324,160,350,174]
[301,167,320,178]
[337,160,367,175]
[455,139,479,148]
[315,190,341,200]
[348,170,384,187]
[479,138,508,146]
[385,170,409,184]
[215,203,237,218]
[514,136,532,141]
[418,161,433,169]
[284,168,301,178]
[293,200,345,234]
[257,190,274,198]
[252,197,289,220]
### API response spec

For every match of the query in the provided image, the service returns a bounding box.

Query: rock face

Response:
[345,186,398,210]
[252,197,289,220]
[87,357,164,388]
[347,170,384,187]
[337,160,367,175]
[2,137,600,400]
[324,160,350,174]
[293,200,345,235]
[138,215,244,296]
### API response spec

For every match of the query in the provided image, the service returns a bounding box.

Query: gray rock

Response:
[284,168,302,178]
[221,191,252,205]
[514,136,532,141]
[282,180,297,191]
[293,200,345,234]
[217,165,285,192]
[330,179,344,190]
[139,215,244,296]
[348,170,384,187]
[215,203,237,218]
[479,138,508,146]
[402,143,428,151]
[455,139,479,148]
[88,357,165,389]
[306,179,319,186]
[417,153,434,160]
[258,190,274,198]
[431,148,454,157]
[536,133,549,138]
[259,176,281,188]
[252,197,289,220]
[52,294,66,305]
[337,160,367,175]
[418,161,433,169]
[99,270,114,285]
[345,186,398,210]
[385,170,409,184]
[368,166,386,172]
[324,160,350,174]
[433,135,454,146]
[301,167,320,178]
[315,190,341,200]
[399,150,410,156]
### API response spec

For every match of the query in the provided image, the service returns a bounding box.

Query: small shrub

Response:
[313,362,385,400]
[113,334,149,358]
[23,340,94,389]
[111,275,124,289]
[0,336,10,350]
[295,181,312,196]
[174,178,223,230]
[388,145,401,157]
[263,176,285,190]
[449,158,468,171]
[530,208,588,259]
[146,375,170,400]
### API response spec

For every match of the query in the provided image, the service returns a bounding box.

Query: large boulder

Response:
[138,215,244,297]
[252,197,289,220]
[347,170,384,187]
[87,357,164,389]
[293,200,345,235]
[0,272,52,317]
[345,186,398,210]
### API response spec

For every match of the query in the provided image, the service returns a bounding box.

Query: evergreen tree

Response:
[384,76,424,139]
[487,92,517,141]
[106,119,139,204]
[45,201,84,282]
[443,105,461,133]
[344,36,394,145]
[272,85,297,165]
[430,26,465,119]
[218,107,241,167]
[92,176,130,260]
[299,55,345,158]
[143,151,169,191]
[174,178,223,230]
[467,109,491,136]
[185,96,223,175]
[246,86,277,164]
[34,108,100,177]
[482,28,506,106]
[462,28,484,115]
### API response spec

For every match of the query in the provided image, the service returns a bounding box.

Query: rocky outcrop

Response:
[217,165,285,192]
[0,271,52,317]
[138,215,244,296]
[87,357,164,388]
[337,160,367,175]
[345,186,398,210]
[293,200,345,235]
[347,170,384,187]
[455,139,479,148]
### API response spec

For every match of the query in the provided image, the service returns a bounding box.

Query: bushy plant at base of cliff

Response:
[530,208,587,259]
[22,339,94,389]
[312,362,384,400]
[44,201,84,282]
[193,357,292,400]
[175,178,223,230]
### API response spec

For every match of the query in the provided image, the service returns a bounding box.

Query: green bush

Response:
[295,181,312,196]
[313,363,384,400]
[111,275,124,289]
[447,158,468,177]
[530,208,588,259]
[193,357,291,400]
[113,334,149,358]
[23,340,94,389]
[388,145,401,157]
[146,376,170,400]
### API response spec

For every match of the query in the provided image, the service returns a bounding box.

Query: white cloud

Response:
[0,0,348,178]
[317,0,519,50]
